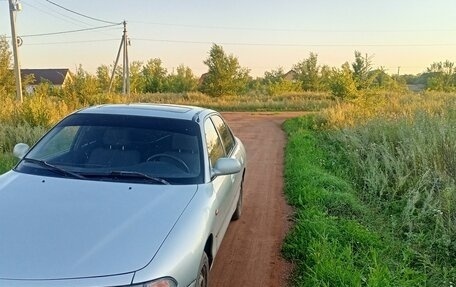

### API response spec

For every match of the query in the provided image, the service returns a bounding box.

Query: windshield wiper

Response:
[82,170,170,185]
[22,158,86,179]
[109,171,170,185]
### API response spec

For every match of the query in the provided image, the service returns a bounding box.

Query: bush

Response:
[329,63,358,99]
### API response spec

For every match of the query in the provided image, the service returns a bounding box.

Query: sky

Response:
[1,0,456,77]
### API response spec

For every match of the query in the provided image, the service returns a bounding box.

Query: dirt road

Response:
[210,112,304,287]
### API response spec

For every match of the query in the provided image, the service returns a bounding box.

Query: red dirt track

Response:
[209,112,305,287]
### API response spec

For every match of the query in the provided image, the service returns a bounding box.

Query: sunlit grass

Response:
[324,91,456,128]
[284,92,456,285]
[283,117,407,286]
[331,112,456,282]
[0,91,333,128]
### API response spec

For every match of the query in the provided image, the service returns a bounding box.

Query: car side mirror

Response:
[13,143,30,159]
[212,158,242,177]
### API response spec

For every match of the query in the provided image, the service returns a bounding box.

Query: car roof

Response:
[77,103,213,121]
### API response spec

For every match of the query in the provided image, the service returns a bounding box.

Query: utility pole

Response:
[122,21,130,95]
[8,0,23,102]
[108,36,124,93]
[109,21,130,95]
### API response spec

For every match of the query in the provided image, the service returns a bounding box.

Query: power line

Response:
[21,23,121,37]
[23,38,119,45]
[21,1,120,38]
[44,0,121,25]
[18,37,456,48]
[22,0,92,28]
[130,20,456,33]
[132,38,456,47]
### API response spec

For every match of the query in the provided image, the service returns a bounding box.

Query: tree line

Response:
[1,35,455,100]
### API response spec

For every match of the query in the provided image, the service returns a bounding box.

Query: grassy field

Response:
[0,92,333,128]
[283,92,456,286]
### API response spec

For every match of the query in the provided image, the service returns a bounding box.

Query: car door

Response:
[204,117,235,250]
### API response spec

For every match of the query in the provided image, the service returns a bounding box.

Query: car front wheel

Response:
[197,252,209,287]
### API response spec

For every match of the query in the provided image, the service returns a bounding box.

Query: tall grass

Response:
[0,91,333,128]
[324,91,456,128]
[284,92,456,286]
[331,112,456,283]
[0,124,47,154]
[0,124,46,173]
[136,91,333,112]
[283,116,423,286]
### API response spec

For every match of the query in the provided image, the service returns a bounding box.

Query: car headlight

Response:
[128,278,177,287]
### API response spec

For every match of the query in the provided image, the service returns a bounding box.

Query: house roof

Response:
[21,69,70,85]
[198,72,209,85]
[283,70,298,81]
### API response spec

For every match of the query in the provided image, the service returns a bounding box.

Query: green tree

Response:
[167,65,198,93]
[199,44,250,97]
[319,65,332,91]
[63,65,100,104]
[129,61,145,93]
[370,68,406,91]
[426,60,456,91]
[0,36,15,97]
[263,67,286,84]
[262,67,301,95]
[96,64,111,92]
[329,62,358,99]
[142,58,168,93]
[294,52,322,91]
[351,51,375,90]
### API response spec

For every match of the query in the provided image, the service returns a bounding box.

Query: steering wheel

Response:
[146,153,190,173]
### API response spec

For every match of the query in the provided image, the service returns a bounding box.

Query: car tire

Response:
[231,178,243,221]
[197,252,209,287]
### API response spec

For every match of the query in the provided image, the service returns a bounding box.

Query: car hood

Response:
[0,171,198,280]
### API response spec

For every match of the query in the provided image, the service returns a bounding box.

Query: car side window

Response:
[204,118,225,168]
[211,115,236,155]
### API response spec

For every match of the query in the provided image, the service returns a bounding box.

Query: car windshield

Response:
[15,113,204,184]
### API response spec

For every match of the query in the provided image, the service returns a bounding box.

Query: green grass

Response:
[282,114,456,286]
[331,112,456,284]
[0,153,17,174]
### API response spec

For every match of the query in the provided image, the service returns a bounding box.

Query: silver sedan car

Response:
[0,104,247,287]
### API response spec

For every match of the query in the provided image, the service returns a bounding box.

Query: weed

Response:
[283,106,456,285]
